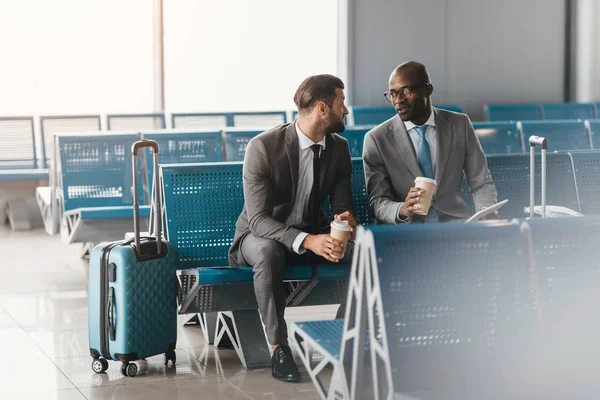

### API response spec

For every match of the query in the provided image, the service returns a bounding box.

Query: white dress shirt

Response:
[285,122,326,254]
[403,110,437,173]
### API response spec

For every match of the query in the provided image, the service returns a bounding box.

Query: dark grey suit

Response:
[363,108,498,224]
[228,123,356,345]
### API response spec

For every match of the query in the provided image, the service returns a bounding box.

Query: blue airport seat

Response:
[0,117,40,170]
[484,104,541,122]
[172,111,287,129]
[595,103,600,118]
[0,116,51,231]
[339,126,373,158]
[351,106,395,126]
[56,132,149,244]
[40,115,101,169]
[370,222,535,393]
[472,121,522,154]
[568,150,600,214]
[541,103,595,120]
[437,104,463,113]
[588,119,599,149]
[141,130,224,188]
[222,128,263,161]
[107,113,166,130]
[521,120,591,151]
[486,153,580,218]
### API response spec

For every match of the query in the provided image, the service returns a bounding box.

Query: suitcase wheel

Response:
[165,350,176,367]
[91,358,109,374]
[121,362,138,377]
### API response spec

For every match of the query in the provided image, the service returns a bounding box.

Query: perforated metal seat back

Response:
[339,127,372,158]
[570,149,600,214]
[521,120,591,151]
[472,122,522,154]
[486,153,579,218]
[222,129,263,161]
[525,217,600,319]
[368,222,535,389]
[41,115,101,168]
[161,162,245,268]
[541,103,596,120]
[350,158,370,225]
[485,104,541,121]
[57,133,141,211]
[143,131,223,165]
[0,117,37,169]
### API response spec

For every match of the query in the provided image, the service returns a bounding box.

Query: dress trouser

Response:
[239,233,353,345]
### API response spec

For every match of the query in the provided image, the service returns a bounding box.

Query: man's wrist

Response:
[396,203,412,224]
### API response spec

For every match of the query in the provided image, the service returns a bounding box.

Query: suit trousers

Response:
[239,233,353,346]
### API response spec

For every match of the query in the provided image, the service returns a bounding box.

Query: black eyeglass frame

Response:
[383,83,430,102]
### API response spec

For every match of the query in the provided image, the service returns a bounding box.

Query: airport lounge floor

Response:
[0,225,338,399]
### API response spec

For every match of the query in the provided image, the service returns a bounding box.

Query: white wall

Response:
[349,0,567,120]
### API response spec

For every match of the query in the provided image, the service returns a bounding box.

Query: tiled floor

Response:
[0,225,339,399]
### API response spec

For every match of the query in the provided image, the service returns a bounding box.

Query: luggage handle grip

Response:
[132,140,158,156]
[108,287,115,341]
[528,135,547,218]
[131,139,162,257]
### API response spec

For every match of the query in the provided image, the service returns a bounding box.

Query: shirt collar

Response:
[403,108,436,132]
[295,121,327,150]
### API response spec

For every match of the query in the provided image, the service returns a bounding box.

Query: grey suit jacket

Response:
[363,108,498,224]
[228,123,356,266]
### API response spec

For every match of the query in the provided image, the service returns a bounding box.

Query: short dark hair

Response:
[294,74,344,115]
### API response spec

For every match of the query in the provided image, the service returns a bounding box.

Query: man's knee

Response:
[247,237,286,270]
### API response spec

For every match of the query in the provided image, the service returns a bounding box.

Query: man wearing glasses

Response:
[363,61,498,224]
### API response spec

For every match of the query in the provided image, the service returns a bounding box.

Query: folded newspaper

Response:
[523,205,583,217]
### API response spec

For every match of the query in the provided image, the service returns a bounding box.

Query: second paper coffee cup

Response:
[413,177,437,215]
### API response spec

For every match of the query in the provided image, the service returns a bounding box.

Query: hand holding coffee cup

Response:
[330,220,352,260]
[412,177,437,216]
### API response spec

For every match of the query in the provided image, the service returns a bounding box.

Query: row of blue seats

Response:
[292,217,600,398]
[1,107,466,171]
[485,102,600,122]
[36,122,600,241]
[159,155,600,373]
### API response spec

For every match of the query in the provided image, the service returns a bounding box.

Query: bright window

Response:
[163,0,339,113]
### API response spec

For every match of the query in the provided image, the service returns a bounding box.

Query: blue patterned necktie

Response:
[414,125,434,179]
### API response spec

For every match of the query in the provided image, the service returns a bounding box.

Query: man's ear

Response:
[426,84,434,96]
[316,101,328,116]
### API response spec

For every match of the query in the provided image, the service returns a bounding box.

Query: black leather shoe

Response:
[271,344,301,382]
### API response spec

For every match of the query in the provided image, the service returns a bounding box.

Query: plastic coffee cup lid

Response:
[331,220,352,231]
[414,177,437,185]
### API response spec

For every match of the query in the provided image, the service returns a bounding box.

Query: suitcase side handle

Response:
[529,135,547,218]
[132,139,162,257]
[108,286,116,341]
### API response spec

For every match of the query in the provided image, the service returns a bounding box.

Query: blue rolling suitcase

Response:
[88,139,178,377]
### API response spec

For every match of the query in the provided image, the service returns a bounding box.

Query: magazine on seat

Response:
[465,199,508,223]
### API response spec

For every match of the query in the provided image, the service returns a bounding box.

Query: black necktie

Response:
[309,144,321,234]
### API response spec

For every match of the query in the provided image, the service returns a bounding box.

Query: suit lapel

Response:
[387,116,423,178]
[434,108,453,184]
[285,124,299,201]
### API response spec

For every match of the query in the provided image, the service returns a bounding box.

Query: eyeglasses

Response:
[384,84,429,102]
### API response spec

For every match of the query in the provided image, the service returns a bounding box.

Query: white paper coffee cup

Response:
[330,220,352,246]
[413,177,437,216]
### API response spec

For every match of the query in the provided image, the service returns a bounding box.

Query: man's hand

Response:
[334,211,357,240]
[301,234,346,262]
[399,187,424,218]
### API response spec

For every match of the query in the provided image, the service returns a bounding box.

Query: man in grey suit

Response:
[228,74,357,383]
[363,61,498,224]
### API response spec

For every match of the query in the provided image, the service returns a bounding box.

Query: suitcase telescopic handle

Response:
[131,139,162,256]
[529,136,547,218]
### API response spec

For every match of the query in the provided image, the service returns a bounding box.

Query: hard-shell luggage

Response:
[88,139,178,377]
[528,135,547,218]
